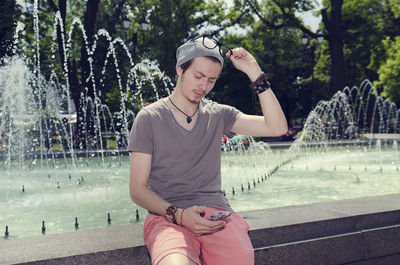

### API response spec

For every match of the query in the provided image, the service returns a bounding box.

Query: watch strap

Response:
[165,205,179,224]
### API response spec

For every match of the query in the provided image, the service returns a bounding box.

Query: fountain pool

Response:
[1,141,399,239]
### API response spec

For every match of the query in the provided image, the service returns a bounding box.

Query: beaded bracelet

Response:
[250,72,271,94]
[180,208,185,226]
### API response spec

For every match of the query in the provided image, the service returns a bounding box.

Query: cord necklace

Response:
[168,97,199,124]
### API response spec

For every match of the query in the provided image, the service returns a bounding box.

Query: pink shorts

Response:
[143,207,254,265]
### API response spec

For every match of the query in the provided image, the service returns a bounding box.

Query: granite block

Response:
[19,246,151,265]
[362,225,400,259]
[254,232,367,265]
[253,224,400,265]
[342,253,400,265]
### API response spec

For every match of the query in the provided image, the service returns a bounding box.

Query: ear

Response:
[176,66,183,77]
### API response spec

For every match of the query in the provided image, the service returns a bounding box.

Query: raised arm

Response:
[228,48,288,137]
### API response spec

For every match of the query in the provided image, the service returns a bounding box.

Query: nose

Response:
[199,79,208,93]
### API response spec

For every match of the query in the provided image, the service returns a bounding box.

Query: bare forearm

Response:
[246,69,288,136]
[229,47,287,136]
[258,88,288,135]
[130,185,170,216]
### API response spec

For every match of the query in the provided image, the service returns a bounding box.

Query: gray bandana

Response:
[176,37,224,67]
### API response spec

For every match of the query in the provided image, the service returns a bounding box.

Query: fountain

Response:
[1,1,399,240]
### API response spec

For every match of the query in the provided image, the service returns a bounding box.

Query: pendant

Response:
[186,117,192,124]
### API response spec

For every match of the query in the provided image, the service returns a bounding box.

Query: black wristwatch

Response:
[165,205,179,224]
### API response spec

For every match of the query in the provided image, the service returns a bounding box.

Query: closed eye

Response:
[194,71,218,83]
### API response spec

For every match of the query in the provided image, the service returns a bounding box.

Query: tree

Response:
[338,0,400,87]
[0,0,21,64]
[374,38,400,106]
[374,0,400,106]
[321,0,345,92]
[334,0,400,105]
[136,0,230,78]
[45,0,105,147]
[230,0,346,94]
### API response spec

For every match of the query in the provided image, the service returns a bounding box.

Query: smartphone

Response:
[208,211,231,221]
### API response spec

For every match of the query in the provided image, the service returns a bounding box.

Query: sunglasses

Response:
[192,35,233,59]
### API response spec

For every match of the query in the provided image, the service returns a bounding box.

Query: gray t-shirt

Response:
[128,99,242,211]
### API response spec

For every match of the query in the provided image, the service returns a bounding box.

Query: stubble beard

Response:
[179,75,204,105]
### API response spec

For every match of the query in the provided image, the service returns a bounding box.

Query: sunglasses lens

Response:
[199,36,232,59]
[202,37,218,49]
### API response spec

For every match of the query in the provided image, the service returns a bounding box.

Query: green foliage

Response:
[374,36,400,105]
[340,0,400,88]
[389,0,400,17]
[341,0,382,82]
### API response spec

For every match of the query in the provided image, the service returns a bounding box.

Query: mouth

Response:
[193,90,205,98]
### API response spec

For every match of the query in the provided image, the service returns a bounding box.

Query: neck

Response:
[170,90,198,113]
[168,94,200,124]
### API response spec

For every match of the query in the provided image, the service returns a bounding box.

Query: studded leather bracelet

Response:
[250,72,271,94]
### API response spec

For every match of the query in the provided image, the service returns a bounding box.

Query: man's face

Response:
[177,57,222,103]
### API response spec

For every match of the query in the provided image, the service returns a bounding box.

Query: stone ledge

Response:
[0,223,146,265]
[254,224,400,265]
[1,193,399,265]
[17,247,150,265]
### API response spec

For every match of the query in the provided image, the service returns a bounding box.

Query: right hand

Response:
[176,206,226,237]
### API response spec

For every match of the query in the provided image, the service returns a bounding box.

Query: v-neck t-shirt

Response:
[128,98,243,211]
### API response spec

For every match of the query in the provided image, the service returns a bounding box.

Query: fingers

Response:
[191,220,226,237]
[182,206,226,236]
[192,205,206,214]
[227,47,261,79]
[228,47,248,59]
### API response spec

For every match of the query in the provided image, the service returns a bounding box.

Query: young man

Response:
[128,36,287,265]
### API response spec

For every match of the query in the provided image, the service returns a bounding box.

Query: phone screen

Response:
[208,211,231,221]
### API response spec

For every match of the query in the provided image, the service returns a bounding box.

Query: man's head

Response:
[173,36,227,103]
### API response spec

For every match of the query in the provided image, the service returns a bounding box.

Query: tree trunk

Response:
[322,0,346,93]
[79,0,100,141]
[50,0,101,148]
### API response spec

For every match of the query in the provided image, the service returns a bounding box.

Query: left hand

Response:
[227,47,262,82]
[177,206,226,237]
